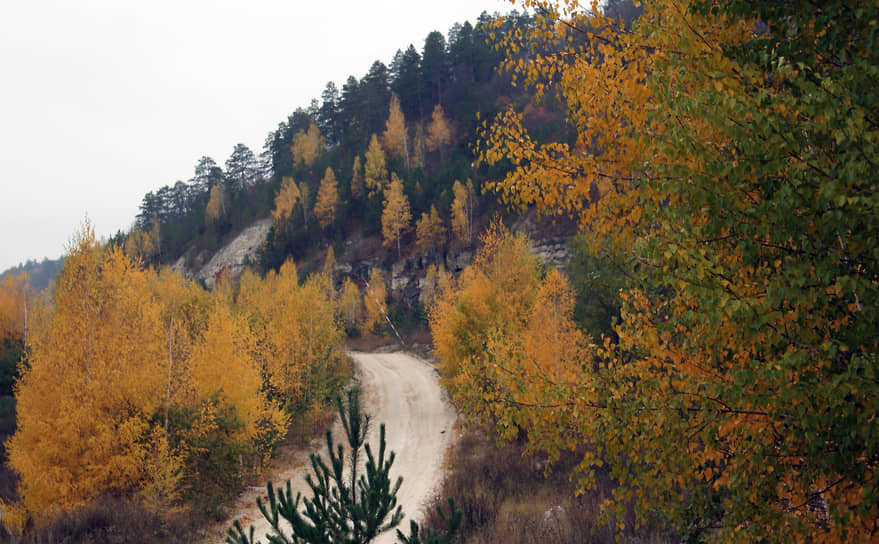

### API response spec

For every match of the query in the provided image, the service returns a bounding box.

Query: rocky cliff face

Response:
[172,218,272,287]
[172,212,575,304]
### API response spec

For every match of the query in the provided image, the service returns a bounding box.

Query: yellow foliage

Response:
[314,167,340,229]
[350,156,365,199]
[124,215,161,261]
[364,134,388,196]
[291,122,324,168]
[188,302,262,441]
[206,185,226,226]
[272,176,301,224]
[0,272,30,347]
[238,259,342,407]
[382,93,409,166]
[416,205,446,252]
[5,224,293,518]
[450,179,476,245]
[420,263,451,308]
[431,223,541,381]
[338,278,362,331]
[381,173,412,254]
[8,227,167,513]
[426,104,452,152]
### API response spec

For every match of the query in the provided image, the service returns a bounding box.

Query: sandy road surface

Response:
[215,351,456,543]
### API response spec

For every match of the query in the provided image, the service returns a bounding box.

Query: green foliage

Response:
[227,388,460,544]
[473,0,879,540]
[395,499,461,544]
[0,341,23,397]
[566,235,637,341]
[165,395,251,511]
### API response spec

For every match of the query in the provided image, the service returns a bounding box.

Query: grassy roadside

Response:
[420,425,673,544]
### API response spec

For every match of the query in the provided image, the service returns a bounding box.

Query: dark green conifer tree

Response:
[226,388,460,544]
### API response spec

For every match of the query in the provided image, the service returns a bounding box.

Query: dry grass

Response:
[0,496,202,544]
[421,426,673,544]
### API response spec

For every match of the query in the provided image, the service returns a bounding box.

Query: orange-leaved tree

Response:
[476,0,879,540]
[431,224,590,454]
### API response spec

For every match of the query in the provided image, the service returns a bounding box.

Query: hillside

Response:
[118,9,586,301]
[3,0,871,541]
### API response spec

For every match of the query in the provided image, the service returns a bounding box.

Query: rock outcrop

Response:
[172,218,272,287]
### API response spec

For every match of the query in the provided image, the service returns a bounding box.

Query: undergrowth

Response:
[421,426,672,544]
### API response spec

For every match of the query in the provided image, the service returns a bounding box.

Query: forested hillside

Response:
[0,8,593,540]
[121,9,575,278]
[2,0,875,542]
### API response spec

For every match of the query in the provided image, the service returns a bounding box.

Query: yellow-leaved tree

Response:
[205,184,226,227]
[298,181,310,227]
[426,104,452,163]
[420,263,451,309]
[124,214,161,262]
[338,278,362,334]
[0,272,30,349]
[314,167,340,230]
[473,0,879,540]
[382,93,409,169]
[415,205,445,253]
[7,225,171,514]
[450,179,476,246]
[238,260,343,410]
[381,173,412,256]
[290,122,324,169]
[363,134,388,197]
[272,176,301,225]
[431,223,541,387]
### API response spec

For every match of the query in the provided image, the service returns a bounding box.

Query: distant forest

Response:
[1,258,64,290]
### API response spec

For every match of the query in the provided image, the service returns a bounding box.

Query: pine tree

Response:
[226,388,460,544]
[227,388,403,544]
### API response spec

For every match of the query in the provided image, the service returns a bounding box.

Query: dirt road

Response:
[217,351,456,543]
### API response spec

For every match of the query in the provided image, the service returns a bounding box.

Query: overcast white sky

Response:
[0,0,513,272]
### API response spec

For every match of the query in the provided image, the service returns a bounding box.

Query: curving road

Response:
[217,351,456,544]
